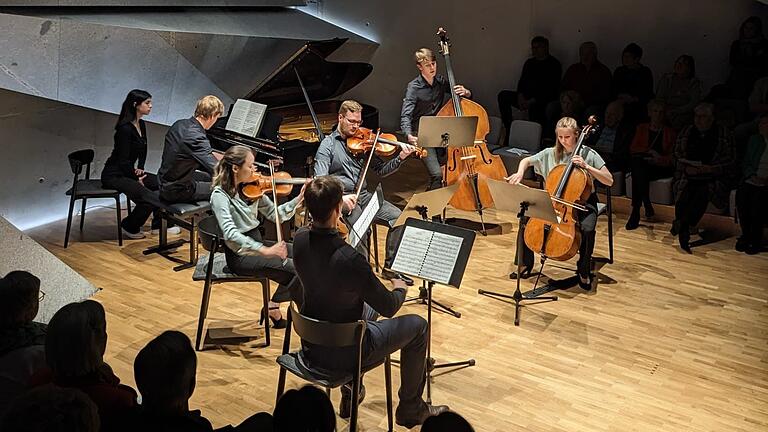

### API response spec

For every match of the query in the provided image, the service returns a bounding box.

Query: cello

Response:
[436,28,508,233]
[523,116,599,261]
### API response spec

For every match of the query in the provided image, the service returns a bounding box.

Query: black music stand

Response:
[478,179,559,326]
[390,217,477,403]
[393,185,462,318]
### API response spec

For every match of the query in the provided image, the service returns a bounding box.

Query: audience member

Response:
[672,103,736,252]
[589,100,633,172]
[0,385,100,432]
[656,55,703,130]
[498,36,562,131]
[561,41,613,114]
[734,76,768,154]
[32,300,137,431]
[421,411,475,432]
[727,16,768,98]
[273,385,335,432]
[128,330,271,432]
[0,271,47,411]
[735,114,768,255]
[626,100,677,230]
[612,43,654,125]
[545,90,584,138]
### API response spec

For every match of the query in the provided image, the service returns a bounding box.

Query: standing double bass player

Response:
[506,117,613,290]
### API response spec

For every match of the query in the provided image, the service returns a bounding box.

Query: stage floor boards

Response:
[24,161,768,431]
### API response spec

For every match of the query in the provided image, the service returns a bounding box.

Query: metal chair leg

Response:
[275,367,287,405]
[261,279,271,347]
[385,355,394,432]
[79,198,87,231]
[195,252,216,351]
[115,197,123,246]
[64,195,76,248]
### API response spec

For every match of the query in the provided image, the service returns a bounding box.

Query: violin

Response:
[239,171,309,201]
[346,127,427,158]
[523,116,599,261]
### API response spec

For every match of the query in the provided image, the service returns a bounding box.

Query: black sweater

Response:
[102,121,147,180]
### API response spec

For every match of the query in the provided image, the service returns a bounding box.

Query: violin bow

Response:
[268,159,288,266]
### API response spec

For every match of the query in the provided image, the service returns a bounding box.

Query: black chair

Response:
[64,149,125,248]
[192,215,271,351]
[144,199,211,271]
[275,304,393,432]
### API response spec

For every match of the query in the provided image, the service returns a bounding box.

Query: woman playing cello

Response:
[506,117,613,290]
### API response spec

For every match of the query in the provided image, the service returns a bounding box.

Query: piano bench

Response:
[143,200,212,272]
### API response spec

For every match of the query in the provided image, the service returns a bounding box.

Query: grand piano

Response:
[207,38,379,179]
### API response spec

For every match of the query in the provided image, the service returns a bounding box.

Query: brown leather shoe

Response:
[395,403,449,428]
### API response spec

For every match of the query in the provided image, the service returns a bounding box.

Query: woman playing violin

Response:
[506,117,613,290]
[209,145,306,327]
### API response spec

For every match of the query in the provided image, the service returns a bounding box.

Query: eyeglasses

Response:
[342,117,362,126]
[39,291,46,302]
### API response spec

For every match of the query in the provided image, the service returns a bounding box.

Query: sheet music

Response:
[349,193,380,248]
[391,226,464,285]
[225,99,268,138]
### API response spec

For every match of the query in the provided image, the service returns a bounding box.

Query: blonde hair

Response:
[554,117,579,161]
[338,100,363,116]
[194,95,225,119]
[414,48,436,65]
[212,145,253,197]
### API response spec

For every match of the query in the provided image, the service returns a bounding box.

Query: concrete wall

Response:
[305,0,767,130]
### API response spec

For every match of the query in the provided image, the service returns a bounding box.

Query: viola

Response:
[239,171,309,201]
[346,127,427,158]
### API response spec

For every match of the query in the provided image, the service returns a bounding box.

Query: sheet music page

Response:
[225,99,268,138]
[349,193,381,248]
[419,231,463,284]
[391,226,432,277]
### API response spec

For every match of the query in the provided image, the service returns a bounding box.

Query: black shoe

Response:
[670,220,680,236]
[395,403,450,428]
[745,244,761,255]
[577,273,593,291]
[625,209,640,230]
[509,266,532,280]
[259,306,287,329]
[679,229,692,254]
[735,237,748,252]
[339,383,366,419]
[644,204,655,218]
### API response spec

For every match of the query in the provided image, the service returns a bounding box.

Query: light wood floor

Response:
[24,161,768,432]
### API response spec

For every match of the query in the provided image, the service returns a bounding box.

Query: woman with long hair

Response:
[210,145,306,327]
[656,55,702,130]
[101,89,178,239]
[506,117,614,289]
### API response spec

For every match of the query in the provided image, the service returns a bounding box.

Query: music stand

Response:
[390,217,477,403]
[393,185,461,318]
[478,179,559,326]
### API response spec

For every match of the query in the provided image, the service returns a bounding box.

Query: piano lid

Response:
[245,38,373,108]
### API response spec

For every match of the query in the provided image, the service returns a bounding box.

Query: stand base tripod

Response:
[404,284,461,318]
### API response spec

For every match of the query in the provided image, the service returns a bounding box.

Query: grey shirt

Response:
[400,74,452,136]
[314,129,403,193]
[530,146,606,188]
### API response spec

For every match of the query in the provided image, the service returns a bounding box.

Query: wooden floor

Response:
[24,160,768,431]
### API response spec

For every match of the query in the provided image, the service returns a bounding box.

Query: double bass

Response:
[436,28,508,232]
[523,117,599,261]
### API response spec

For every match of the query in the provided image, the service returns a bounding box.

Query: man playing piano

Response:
[158,95,225,203]
[314,100,416,283]
[401,48,472,191]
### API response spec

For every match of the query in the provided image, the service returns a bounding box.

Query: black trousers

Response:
[736,182,767,246]
[223,229,302,304]
[629,157,674,208]
[517,193,599,277]
[674,179,711,230]
[159,172,213,203]
[101,173,160,233]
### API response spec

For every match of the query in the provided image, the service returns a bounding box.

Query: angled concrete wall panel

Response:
[0,14,59,99]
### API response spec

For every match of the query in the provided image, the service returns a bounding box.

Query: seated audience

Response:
[589,100,633,172]
[0,385,100,432]
[293,176,447,428]
[626,100,677,230]
[32,300,137,431]
[612,43,654,125]
[561,41,613,114]
[158,95,224,204]
[273,385,335,432]
[0,271,47,410]
[545,90,584,138]
[498,36,562,130]
[672,103,736,252]
[735,114,768,255]
[421,411,475,432]
[127,330,271,432]
[734,76,768,154]
[656,55,703,130]
[727,16,768,99]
